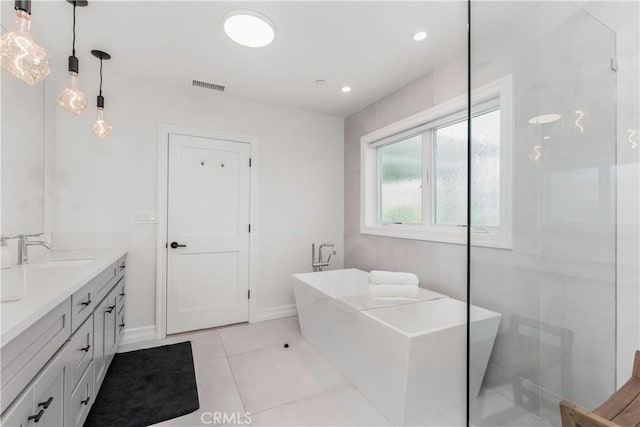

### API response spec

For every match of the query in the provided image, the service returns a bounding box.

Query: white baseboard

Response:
[120,325,156,346]
[254,304,297,322]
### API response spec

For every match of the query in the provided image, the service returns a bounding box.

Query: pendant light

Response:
[90,50,112,139]
[57,0,88,115]
[0,0,50,85]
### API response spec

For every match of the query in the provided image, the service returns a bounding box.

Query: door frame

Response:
[156,124,258,339]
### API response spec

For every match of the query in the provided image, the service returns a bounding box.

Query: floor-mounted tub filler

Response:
[292,269,501,426]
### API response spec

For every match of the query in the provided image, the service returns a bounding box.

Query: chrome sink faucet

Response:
[312,243,336,272]
[16,234,51,265]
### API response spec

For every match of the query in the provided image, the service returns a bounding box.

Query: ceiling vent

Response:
[192,80,225,92]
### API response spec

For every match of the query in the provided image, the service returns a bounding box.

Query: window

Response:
[360,76,512,248]
[379,135,422,224]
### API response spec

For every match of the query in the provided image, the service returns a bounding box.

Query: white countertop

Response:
[0,248,128,346]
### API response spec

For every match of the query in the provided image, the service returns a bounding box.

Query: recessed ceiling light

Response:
[528,114,562,125]
[412,31,428,42]
[341,86,351,93]
[543,136,551,140]
[315,79,326,85]
[224,10,275,48]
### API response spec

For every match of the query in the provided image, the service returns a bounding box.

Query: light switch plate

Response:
[131,210,157,224]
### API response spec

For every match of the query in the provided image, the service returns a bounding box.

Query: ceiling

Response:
[2,1,467,117]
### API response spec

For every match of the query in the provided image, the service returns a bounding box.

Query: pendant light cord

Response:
[72,2,76,56]
[99,58,103,96]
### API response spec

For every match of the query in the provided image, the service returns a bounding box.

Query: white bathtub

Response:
[292,269,501,426]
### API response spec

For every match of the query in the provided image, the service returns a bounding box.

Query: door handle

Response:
[170,242,186,249]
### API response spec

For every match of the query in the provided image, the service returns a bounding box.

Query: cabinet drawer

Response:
[1,300,71,414]
[93,262,118,303]
[0,382,32,427]
[1,344,66,427]
[65,316,94,394]
[71,281,95,332]
[32,354,64,427]
[68,362,93,427]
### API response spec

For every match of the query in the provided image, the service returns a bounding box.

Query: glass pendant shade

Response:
[0,10,50,85]
[57,72,88,115]
[91,108,112,139]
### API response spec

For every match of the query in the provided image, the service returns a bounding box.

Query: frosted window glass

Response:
[471,110,501,227]
[434,120,468,226]
[434,109,500,227]
[379,135,422,224]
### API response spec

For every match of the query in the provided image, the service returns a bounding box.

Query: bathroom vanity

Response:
[0,249,127,426]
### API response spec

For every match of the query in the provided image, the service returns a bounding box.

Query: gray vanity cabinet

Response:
[0,253,127,427]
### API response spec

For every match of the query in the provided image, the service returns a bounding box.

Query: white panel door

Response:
[167,133,250,334]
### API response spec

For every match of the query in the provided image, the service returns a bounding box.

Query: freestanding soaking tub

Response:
[292,269,501,426]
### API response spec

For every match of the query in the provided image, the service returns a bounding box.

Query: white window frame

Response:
[360,76,513,249]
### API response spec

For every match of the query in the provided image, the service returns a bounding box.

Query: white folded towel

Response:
[368,284,420,299]
[369,270,419,286]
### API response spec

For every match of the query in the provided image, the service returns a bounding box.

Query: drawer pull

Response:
[105,305,116,313]
[80,299,92,307]
[28,408,45,423]
[80,344,91,352]
[81,396,91,406]
[119,265,126,270]
[38,397,54,409]
[119,292,125,297]
[119,322,125,329]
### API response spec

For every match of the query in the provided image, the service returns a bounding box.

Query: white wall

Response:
[44,69,344,332]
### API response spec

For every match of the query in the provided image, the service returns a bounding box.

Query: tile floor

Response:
[118,317,557,427]
[118,317,391,426]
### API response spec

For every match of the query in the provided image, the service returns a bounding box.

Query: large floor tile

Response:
[191,330,227,362]
[251,385,391,426]
[219,317,303,356]
[228,340,347,413]
[195,358,246,415]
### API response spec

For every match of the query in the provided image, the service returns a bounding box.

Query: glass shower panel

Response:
[469,2,616,426]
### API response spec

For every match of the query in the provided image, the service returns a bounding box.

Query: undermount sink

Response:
[37,258,95,269]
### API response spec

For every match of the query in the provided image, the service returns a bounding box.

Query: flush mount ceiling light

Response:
[528,114,562,125]
[90,50,112,140]
[224,10,275,48]
[341,86,352,93]
[0,0,50,85]
[412,31,428,42]
[57,0,88,115]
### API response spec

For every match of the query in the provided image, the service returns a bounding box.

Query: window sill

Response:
[360,225,512,250]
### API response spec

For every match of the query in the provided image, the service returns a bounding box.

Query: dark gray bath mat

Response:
[85,341,199,427]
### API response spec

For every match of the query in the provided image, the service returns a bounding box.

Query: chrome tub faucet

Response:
[312,243,336,272]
